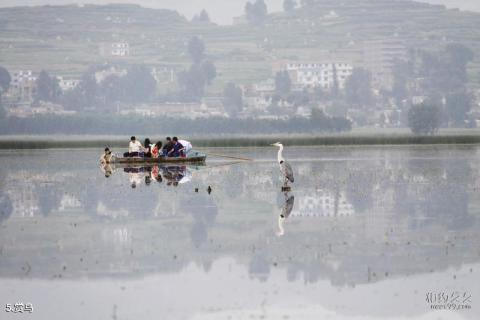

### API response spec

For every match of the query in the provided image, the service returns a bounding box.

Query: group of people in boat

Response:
[124,136,192,158]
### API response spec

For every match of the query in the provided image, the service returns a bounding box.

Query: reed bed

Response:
[1,134,480,149]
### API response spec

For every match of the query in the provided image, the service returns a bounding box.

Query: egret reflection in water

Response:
[277,191,295,237]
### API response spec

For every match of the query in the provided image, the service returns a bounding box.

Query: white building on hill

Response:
[57,77,80,91]
[8,70,37,102]
[285,62,353,90]
[111,42,130,56]
[99,42,130,57]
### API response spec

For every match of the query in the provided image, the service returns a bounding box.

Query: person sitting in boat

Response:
[151,141,163,158]
[162,137,173,157]
[144,138,153,158]
[178,139,192,155]
[124,136,143,157]
[100,147,113,164]
[168,137,185,157]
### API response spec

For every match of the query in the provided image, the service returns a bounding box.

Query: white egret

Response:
[271,142,294,189]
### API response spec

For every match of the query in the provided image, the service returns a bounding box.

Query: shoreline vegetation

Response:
[1,131,480,149]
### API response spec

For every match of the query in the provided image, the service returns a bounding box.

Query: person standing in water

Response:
[100,147,113,164]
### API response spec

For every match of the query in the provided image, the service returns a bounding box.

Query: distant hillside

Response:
[0,0,479,24]
[426,0,480,12]
[1,1,479,89]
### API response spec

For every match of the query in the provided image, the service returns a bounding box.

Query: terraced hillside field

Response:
[1,0,479,90]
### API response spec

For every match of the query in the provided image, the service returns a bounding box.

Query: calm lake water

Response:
[0,146,479,320]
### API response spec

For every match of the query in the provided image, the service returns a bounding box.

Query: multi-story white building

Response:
[94,67,127,83]
[286,62,353,90]
[99,42,130,57]
[253,78,276,94]
[8,70,37,102]
[57,77,80,91]
[111,42,130,56]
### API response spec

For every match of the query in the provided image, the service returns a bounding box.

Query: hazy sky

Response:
[0,0,478,25]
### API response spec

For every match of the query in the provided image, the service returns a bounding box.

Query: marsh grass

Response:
[1,133,480,149]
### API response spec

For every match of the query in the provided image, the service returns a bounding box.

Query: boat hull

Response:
[111,153,206,164]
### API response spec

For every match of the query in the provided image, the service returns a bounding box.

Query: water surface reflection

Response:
[0,146,479,319]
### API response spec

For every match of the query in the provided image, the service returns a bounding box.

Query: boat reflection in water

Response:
[101,163,203,188]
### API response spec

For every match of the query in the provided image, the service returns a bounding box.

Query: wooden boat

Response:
[111,151,207,164]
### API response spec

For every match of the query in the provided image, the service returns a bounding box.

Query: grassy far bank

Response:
[1,129,480,149]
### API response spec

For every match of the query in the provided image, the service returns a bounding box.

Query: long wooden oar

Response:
[202,152,253,161]
[195,160,244,171]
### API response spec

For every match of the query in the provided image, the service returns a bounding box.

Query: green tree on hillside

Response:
[245,0,268,25]
[123,65,157,103]
[287,89,309,107]
[0,105,6,119]
[408,103,441,135]
[101,74,125,107]
[188,36,205,64]
[300,0,315,7]
[192,9,210,22]
[331,64,339,97]
[201,60,217,85]
[445,43,474,83]
[178,64,207,101]
[283,0,297,12]
[79,72,98,108]
[223,82,243,117]
[61,70,98,111]
[0,66,11,94]
[391,59,410,105]
[35,70,61,102]
[275,71,291,96]
[446,91,472,127]
[0,66,11,119]
[345,68,373,108]
[420,44,474,93]
[179,38,217,101]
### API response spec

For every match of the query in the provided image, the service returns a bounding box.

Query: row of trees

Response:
[258,43,476,133]
[393,44,475,129]
[245,0,268,25]
[245,0,315,25]
[0,113,351,135]
[177,36,217,102]
[59,65,156,112]
[0,66,11,119]
[0,36,217,112]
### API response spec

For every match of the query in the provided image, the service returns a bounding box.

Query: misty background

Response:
[1,0,480,136]
[1,0,479,25]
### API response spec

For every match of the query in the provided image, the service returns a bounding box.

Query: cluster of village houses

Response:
[4,38,462,126]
